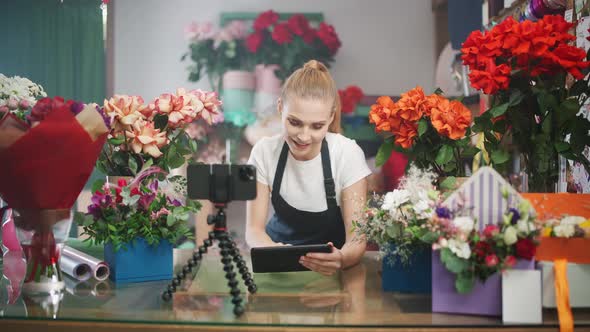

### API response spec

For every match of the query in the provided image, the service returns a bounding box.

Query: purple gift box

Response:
[433,167,537,316]
[432,251,535,316]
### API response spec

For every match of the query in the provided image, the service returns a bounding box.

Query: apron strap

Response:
[320,140,338,208]
[272,142,290,197]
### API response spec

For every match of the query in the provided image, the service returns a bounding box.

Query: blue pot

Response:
[104,238,173,283]
[381,245,432,293]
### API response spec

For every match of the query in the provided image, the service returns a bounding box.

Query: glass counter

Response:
[1,247,589,332]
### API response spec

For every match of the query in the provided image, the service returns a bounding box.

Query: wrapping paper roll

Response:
[62,246,110,281]
[59,252,91,281]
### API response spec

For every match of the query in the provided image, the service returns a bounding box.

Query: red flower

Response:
[302,28,317,44]
[468,62,511,95]
[515,238,536,260]
[271,23,293,45]
[253,10,279,31]
[545,44,590,79]
[117,179,128,187]
[286,14,310,36]
[504,255,517,268]
[485,254,499,267]
[483,224,500,238]
[339,86,364,114]
[345,86,364,101]
[245,32,263,53]
[317,22,341,55]
[474,241,492,259]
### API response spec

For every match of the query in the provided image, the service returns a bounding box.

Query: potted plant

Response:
[75,168,200,283]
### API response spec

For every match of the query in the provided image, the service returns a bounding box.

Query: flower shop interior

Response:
[1,0,590,331]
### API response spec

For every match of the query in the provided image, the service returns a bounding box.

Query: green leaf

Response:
[140,158,153,172]
[439,176,457,191]
[189,139,198,153]
[434,87,444,95]
[108,224,117,232]
[108,137,125,146]
[508,90,524,106]
[489,103,509,118]
[168,153,186,169]
[554,142,570,153]
[153,114,168,131]
[386,224,402,239]
[435,145,454,166]
[166,214,176,227]
[440,248,469,274]
[91,179,106,193]
[418,119,428,137]
[461,146,480,157]
[128,157,138,175]
[376,140,394,167]
[490,149,510,165]
[420,231,439,243]
[83,216,95,227]
[455,274,475,294]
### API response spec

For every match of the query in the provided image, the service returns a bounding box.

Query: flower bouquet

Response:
[425,195,540,294]
[98,88,222,176]
[338,85,364,115]
[245,11,341,81]
[0,74,46,121]
[75,167,200,282]
[354,165,439,292]
[462,15,590,192]
[369,87,478,181]
[0,96,109,293]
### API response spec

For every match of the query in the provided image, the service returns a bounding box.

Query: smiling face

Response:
[279,97,334,161]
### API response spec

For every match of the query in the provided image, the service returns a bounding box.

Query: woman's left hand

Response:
[299,242,343,276]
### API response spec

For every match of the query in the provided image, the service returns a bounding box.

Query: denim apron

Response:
[265,139,346,249]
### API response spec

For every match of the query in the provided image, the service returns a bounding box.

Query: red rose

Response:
[485,254,499,267]
[345,86,364,102]
[483,224,500,238]
[286,14,310,36]
[253,10,279,31]
[504,255,517,268]
[317,22,341,55]
[302,27,316,44]
[474,241,492,259]
[245,32,263,53]
[271,23,293,45]
[515,238,536,260]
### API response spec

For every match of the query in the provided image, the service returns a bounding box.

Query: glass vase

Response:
[14,209,72,295]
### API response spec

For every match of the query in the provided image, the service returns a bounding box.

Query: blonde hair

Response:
[280,60,341,133]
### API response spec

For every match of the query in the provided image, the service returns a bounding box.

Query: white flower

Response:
[448,238,471,259]
[381,189,410,211]
[413,199,433,219]
[452,216,475,234]
[516,219,535,235]
[554,224,576,238]
[561,216,586,225]
[503,226,518,245]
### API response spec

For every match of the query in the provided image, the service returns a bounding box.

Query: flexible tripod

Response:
[161,203,257,316]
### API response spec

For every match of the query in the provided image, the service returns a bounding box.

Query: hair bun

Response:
[303,60,328,72]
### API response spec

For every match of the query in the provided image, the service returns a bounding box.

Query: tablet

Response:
[250,244,332,273]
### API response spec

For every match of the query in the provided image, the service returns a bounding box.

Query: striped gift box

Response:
[443,167,531,229]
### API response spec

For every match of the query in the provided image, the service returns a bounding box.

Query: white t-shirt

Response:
[248,132,372,212]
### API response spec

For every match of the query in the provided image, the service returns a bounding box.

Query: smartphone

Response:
[250,244,332,273]
[187,164,257,202]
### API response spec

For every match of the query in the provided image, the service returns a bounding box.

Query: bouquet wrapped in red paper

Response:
[0,96,109,293]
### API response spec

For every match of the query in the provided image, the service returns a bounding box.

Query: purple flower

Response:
[138,193,156,211]
[148,180,159,192]
[95,105,111,129]
[70,101,85,115]
[87,204,102,219]
[508,208,520,224]
[168,198,182,207]
[91,190,113,207]
[436,206,452,219]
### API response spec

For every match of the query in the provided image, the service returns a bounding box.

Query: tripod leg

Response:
[161,231,215,301]
[216,231,245,316]
[225,237,257,294]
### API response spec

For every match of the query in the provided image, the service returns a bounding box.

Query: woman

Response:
[246,60,371,276]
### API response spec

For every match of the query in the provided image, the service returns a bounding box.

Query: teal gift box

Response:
[104,238,173,283]
[381,245,432,293]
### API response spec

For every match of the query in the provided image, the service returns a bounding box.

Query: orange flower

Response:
[369,96,402,133]
[396,86,425,122]
[420,94,447,117]
[430,100,472,140]
[393,121,418,149]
